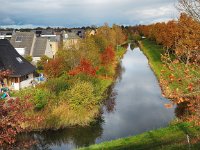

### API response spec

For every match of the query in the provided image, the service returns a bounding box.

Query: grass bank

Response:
[138,39,164,78]
[80,123,200,150]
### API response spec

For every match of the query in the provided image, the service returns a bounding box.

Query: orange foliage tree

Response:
[44,57,66,78]
[100,45,115,65]
[175,13,200,64]
[68,58,98,76]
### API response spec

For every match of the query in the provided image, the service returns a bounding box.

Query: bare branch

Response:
[178,0,200,22]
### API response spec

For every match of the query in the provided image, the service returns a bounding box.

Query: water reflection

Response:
[18,46,175,150]
[95,47,175,143]
[18,119,103,150]
[130,43,137,50]
[104,89,117,113]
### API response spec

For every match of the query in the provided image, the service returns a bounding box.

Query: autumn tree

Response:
[44,57,65,78]
[96,23,116,47]
[112,24,126,46]
[79,37,100,66]
[57,46,82,71]
[100,45,115,65]
[68,58,97,76]
[36,55,51,70]
[175,13,200,64]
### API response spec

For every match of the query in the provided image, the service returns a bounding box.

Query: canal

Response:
[23,45,175,150]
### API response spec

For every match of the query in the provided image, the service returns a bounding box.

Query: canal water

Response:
[25,45,175,150]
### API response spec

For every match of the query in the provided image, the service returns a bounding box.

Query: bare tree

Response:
[178,0,200,22]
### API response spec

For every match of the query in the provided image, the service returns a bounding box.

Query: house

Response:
[71,28,85,38]
[31,37,54,62]
[62,31,80,49]
[40,35,60,55]
[0,39,36,90]
[85,29,96,36]
[31,29,54,37]
[0,30,14,40]
[32,29,61,55]
[10,32,54,63]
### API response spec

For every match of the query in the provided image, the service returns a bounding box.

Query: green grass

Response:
[79,123,200,150]
[139,39,164,78]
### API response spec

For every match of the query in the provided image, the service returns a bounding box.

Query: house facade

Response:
[62,31,80,49]
[10,32,54,63]
[0,39,36,90]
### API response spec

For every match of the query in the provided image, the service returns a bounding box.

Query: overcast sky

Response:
[0,0,178,28]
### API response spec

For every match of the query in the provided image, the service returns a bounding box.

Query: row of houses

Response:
[0,29,86,90]
[0,28,97,91]
[0,29,83,62]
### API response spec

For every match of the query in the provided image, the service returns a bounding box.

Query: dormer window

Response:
[16,36,22,42]
[16,57,23,63]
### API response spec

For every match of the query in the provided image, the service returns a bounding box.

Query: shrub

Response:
[45,76,69,95]
[0,98,32,146]
[14,88,51,110]
[61,81,99,109]
[33,89,50,110]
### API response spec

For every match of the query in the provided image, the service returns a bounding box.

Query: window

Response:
[16,57,23,63]
[16,36,22,42]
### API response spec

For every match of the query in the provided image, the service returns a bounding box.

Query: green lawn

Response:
[139,39,165,78]
[79,123,200,150]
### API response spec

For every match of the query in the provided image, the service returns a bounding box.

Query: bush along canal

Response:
[19,44,175,150]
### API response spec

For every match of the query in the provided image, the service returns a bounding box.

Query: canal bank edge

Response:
[79,39,200,150]
[138,39,173,100]
[79,122,200,150]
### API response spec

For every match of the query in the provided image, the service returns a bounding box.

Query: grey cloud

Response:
[0,0,178,27]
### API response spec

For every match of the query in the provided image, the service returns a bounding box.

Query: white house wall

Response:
[15,48,25,56]
[19,73,34,89]
[13,83,20,90]
[45,40,54,58]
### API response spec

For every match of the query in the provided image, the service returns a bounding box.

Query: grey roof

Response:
[41,30,54,35]
[31,29,54,36]
[32,38,47,57]
[47,35,60,42]
[66,32,80,39]
[10,32,35,56]
[0,39,36,77]
[0,31,13,35]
